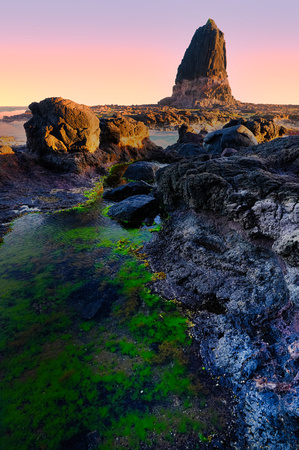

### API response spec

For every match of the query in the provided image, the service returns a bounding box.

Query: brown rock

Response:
[159,19,235,108]
[24,97,100,171]
[0,145,14,155]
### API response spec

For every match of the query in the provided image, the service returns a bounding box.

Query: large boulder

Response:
[203,124,258,154]
[159,19,235,107]
[99,115,176,164]
[123,161,162,182]
[107,195,159,225]
[24,97,101,171]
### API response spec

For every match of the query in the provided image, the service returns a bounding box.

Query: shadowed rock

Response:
[107,195,159,225]
[103,181,152,202]
[203,124,258,154]
[123,161,162,182]
[159,19,235,107]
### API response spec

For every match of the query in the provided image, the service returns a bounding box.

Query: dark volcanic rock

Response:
[107,195,159,225]
[240,135,299,174]
[159,19,235,107]
[203,124,258,154]
[144,135,299,449]
[102,181,152,202]
[123,161,162,182]
[175,19,228,83]
[24,97,101,172]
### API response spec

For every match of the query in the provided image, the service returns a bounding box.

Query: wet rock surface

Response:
[0,149,101,239]
[145,136,299,449]
[107,195,159,225]
[102,181,152,202]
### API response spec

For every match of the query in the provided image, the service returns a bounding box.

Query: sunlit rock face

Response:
[100,116,149,149]
[24,97,101,171]
[99,115,175,165]
[159,19,235,107]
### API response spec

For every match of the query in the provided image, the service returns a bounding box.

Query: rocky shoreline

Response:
[0,94,299,448]
[142,135,299,449]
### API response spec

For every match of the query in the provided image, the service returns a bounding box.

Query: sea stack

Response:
[159,19,235,107]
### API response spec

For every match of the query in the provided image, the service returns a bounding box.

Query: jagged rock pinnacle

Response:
[159,19,235,108]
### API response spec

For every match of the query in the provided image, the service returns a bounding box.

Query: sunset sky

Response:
[1,0,299,107]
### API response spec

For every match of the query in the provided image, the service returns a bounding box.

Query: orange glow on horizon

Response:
[1,32,299,107]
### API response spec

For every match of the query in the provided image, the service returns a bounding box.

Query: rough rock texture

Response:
[102,181,152,202]
[107,195,159,225]
[223,117,287,143]
[24,97,101,172]
[99,115,178,164]
[0,148,101,238]
[123,161,162,182]
[203,124,258,154]
[145,136,299,449]
[159,19,235,107]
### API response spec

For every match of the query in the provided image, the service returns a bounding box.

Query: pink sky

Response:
[1,0,299,106]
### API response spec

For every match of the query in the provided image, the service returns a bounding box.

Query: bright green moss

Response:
[0,189,229,449]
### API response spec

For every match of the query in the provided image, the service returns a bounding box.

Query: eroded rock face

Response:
[203,124,258,153]
[24,97,101,171]
[159,19,235,107]
[223,117,287,143]
[145,136,299,449]
[100,116,149,148]
[99,115,176,164]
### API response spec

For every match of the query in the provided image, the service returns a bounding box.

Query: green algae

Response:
[0,199,231,449]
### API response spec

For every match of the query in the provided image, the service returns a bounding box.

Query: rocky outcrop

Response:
[23,99,178,172]
[203,124,258,153]
[102,181,152,202]
[100,115,149,147]
[159,19,235,108]
[123,161,162,182]
[107,195,159,225]
[24,97,101,172]
[99,116,175,164]
[223,117,287,143]
[145,136,299,449]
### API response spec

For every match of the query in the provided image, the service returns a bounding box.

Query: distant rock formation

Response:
[159,19,235,108]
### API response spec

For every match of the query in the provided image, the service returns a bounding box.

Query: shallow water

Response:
[0,190,233,450]
[148,130,178,148]
[0,108,27,145]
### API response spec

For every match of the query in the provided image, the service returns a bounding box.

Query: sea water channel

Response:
[0,191,234,449]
